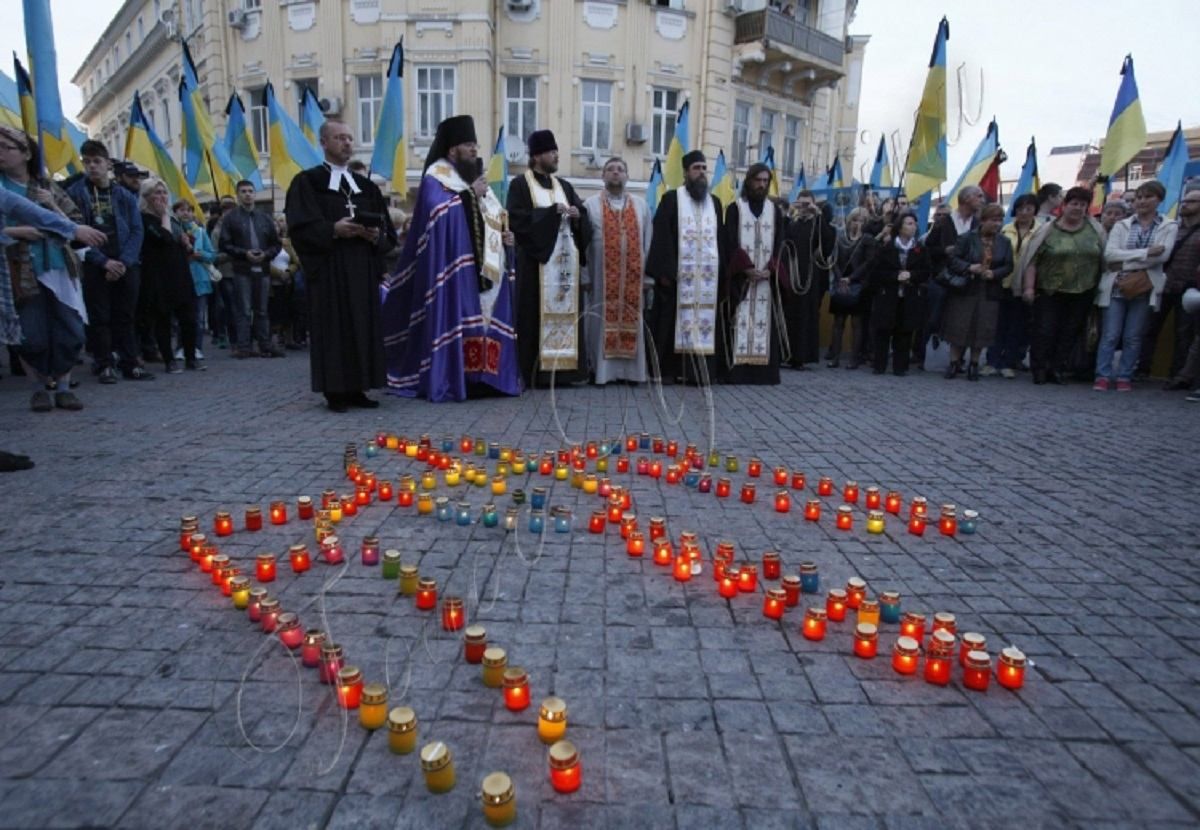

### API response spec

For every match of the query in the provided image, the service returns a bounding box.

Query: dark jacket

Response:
[948,231,1014,301]
[64,175,143,268]
[218,206,281,275]
[867,239,932,332]
[925,212,978,274]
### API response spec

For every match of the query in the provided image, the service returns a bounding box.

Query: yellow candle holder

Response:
[387,706,418,753]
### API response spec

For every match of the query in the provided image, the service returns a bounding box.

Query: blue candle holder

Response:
[639,433,651,449]
[528,510,545,534]
[455,502,472,526]
[441,437,454,453]
[530,487,547,510]
[960,509,979,535]
[481,503,499,528]
[488,442,500,460]
[599,442,610,457]
[880,595,902,624]
[365,443,379,458]
[435,497,452,522]
[684,471,701,488]
[800,564,820,594]
[553,508,572,533]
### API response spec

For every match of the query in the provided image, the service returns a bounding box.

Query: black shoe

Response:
[944,363,959,380]
[893,370,908,377]
[872,368,885,375]
[347,392,380,409]
[0,451,34,472]
[826,358,840,368]
[1033,370,1046,385]
[846,361,859,370]
[1163,378,1190,391]
[185,359,206,371]
[967,364,980,381]
[122,367,156,381]
[1048,371,1065,385]
[325,394,348,413]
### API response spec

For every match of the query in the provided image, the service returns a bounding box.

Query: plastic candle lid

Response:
[481,771,514,804]
[540,696,567,720]
[420,741,452,771]
[388,706,416,732]
[548,740,579,769]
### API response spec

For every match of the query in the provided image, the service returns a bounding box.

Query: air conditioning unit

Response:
[319,96,343,115]
[625,122,647,144]
[227,10,247,28]
[507,0,534,10]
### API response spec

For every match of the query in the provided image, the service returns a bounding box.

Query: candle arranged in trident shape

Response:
[481,771,517,828]
[464,626,487,664]
[997,646,1027,690]
[762,588,786,620]
[538,696,568,744]
[892,636,920,675]
[802,606,827,640]
[388,707,418,755]
[548,740,582,794]
[502,667,531,711]
[269,501,287,525]
[421,742,456,793]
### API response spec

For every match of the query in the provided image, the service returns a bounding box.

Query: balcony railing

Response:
[735,9,846,67]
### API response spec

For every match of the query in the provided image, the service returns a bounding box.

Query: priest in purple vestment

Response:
[382,115,522,402]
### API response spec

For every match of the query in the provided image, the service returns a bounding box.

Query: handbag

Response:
[935,268,971,291]
[1116,269,1152,299]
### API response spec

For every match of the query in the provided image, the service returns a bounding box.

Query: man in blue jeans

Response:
[218,179,283,358]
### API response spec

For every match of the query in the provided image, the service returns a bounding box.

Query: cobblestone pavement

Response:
[1,349,1198,830]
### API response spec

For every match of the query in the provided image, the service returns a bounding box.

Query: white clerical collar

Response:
[325,162,361,195]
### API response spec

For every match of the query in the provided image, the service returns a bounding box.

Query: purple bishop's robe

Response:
[382,162,522,401]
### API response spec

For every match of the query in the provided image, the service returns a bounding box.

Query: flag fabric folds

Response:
[788,165,808,203]
[1005,138,1040,222]
[124,91,203,216]
[369,41,408,195]
[946,119,1000,209]
[264,81,323,191]
[663,100,689,190]
[712,149,736,212]
[761,145,781,198]
[486,126,508,204]
[903,16,949,201]
[869,136,893,189]
[1099,55,1147,178]
[0,70,23,130]
[646,158,665,215]
[826,156,845,189]
[1158,122,1188,219]
[299,85,324,150]
[222,93,263,190]
[13,57,36,144]
[179,41,240,199]
[22,0,76,174]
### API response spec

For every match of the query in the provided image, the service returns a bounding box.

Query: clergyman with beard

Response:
[506,129,592,388]
[722,162,786,384]
[381,114,521,401]
[645,150,728,384]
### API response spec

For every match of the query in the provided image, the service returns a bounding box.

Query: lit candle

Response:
[210,554,229,584]
[587,511,605,535]
[461,625,489,663]
[791,471,806,491]
[932,612,957,637]
[361,536,380,567]
[959,632,986,667]
[528,510,545,534]
[297,496,314,520]
[648,517,666,541]
[773,466,788,486]
[924,630,956,686]
[725,455,739,473]
[845,577,867,609]
[329,497,345,523]
[354,484,370,506]
[853,623,879,658]
[939,504,957,537]
[908,515,926,536]
[842,481,859,504]
[481,503,499,528]
[707,449,720,467]
[503,507,518,531]
[879,591,902,624]
[620,511,637,537]
[884,491,902,515]
[200,544,217,573]
[421,742,456,793]
[320,535,344,565]
[321,489,338,509]
[455,502,472,527]
[666,440,679,458]
[745,457,762,478]
[482,647,508,688]
[480,771,516,828]
[341,494,358,517]
[583,474,599,495]
[963,651,991,692]
[230,576,251,609]
[782,575,801,607]
[892,636,920,675]
[900,611,926,643]
[616,455,630,474]
[649,460,662,479]
[650,436,664,454]
[435,497,453,522]
[416,578,438,610]
[247,588,267,623]
[774,490,791,513]
[762,587,786,620]
[826,588,848,622]
[737,564,758,593]
[804,499,821,521]
[441,596,465,631]
[910,496,928,518]
[802,606,827,640]
[180,517,199,552]
[214,511,233,537]
[555,464,569,481]
[386,434,400,451]
[864,486,881,510]
[553,508,572,534]
[538,696,568,744]
[221,567,242,597]
[491,475,507,496]
[269,501,287,525]
[277,612,303,649]
[653,540,673,567]
[740,483,756,504]
[398,482,415,508]
[665,465,681,485]
[359,682,388,728]
[259,597,280,633]
[460,435,474,454]
[502,667,531,711]
[335,666,363,709]
[619,489,633,511]
[255,553,276,583]
[698,475,712,493]
[301,629,326,668]
[716,478,732,498]
[817,476,833,497]
[799,562,819,594]
[762,551,782,580]
[187,532,206,563]
[548,740,582,794]
[417,493,434,515]
[997,646,1026,691]
[857,598,880,627]
[388,706,418,754]
[718,571,739,599]
[673,555,692,583]
[960,509,980,535]
[835,505,853,531]
[866,510,885,534]
[627,532,645,557]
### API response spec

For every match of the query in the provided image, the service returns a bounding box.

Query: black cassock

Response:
[780,211,836,367]
[506,171,592,388]
[722,199,786,385]
[645,189,728,385]
[285,165,396,396]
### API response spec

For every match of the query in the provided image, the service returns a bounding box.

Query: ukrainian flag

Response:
[647,158,665,215]
[179,41,240,199]
[0,70,22,130]
[946,119,999,209]
[712,149,736,212]
[1005,138,1040,223]
[826,156,845,189]
[22,0,76,175]
[663,100,689,191]
[788,164,807,203]
[1099,55,1147,178]
[487,125,508,204]
[869,136,893,189]
[369,41,407,195]
[222,92,263,190]
[902,17,949,201]
[13,57,36,144]
[299,85,324,151]
[1158,122,1188,219]
[124,91,203,217]
[761,146,781,198]
[265,81,322,191]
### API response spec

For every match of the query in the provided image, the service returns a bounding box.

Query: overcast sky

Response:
[6,0,1198,184]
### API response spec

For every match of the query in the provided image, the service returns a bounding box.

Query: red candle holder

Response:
[256,553,277,583]
[636,457,650,476]
[997,647,1026,691]
[817,477,833,497]
[665,466,681,485]
[648,517,667,541]
[835,505,853,531]
[319,642,344,684]
[585,441,599,459]
[259,598,280,633]
[572,457,587,473]
[910,497,928,518]
[963,651,991,691]
[737,564,758,593]
[548,740,582,794]
[802,606,827,640]
[320,536,344,565]
[187,533,206,563]
[269,501,287,525]
[599,478,613,497]
[180,517,199,552]
[460,435,474,454]
[718,572,739,599]
[825,589,848,622]
[864,487,881,510]
[884,491,902,515]
[773,467,788,486]
[247,588,267,623]
[804,499,821,521]
[355,486,370,506]
[908,516,926,536]
[214,511,233,537]
[673,555,692,582]
[747,458,763,478]
[715,541,735,564]
[791,471,807,490]
[607,502,623,525]
[713,558,730,582]
[341,496,358,517]
[441,596,465,631]
[378,480,394,501]
[464,625,487,663]
[589,511,606,534]
[347,462,361,482]
[415,578,438,610]
[900,612,926,644]
[842,481,859,504]
[364,472,377,493]
[762,588,786,620]
[959,632,987,667]
[221,567,241,596]
[625,435,638,452]
[932,612,957,637]
[277,613,303,649]
[740,483,756,504]
[651,436,665,454]
[892,636,920,675]
[398,486,415,508]
[845,577,867,609]
[336,666,364,709]
[853,623,878,659]
[321,489,337,509]
[301,629,326,668]
[503,667,531,711]
[649,460,663,479]
[666,440,679,458]
[774,490,791,513]
[619,490,633,511]
[939,505,957,537]
[762,551,781,580]
[652,540,673,566]
[782,575,801,607]
[210,554,229,584]
[539,457,554,476]
[416,446,430,463]
[627,532,645,557]
[715,478,732,498]
[620,512,637,538]
[199,544,217,573]
[289,543,311,573]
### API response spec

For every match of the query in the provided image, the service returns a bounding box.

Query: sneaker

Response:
[166,361,184,375]
[1092,378,1110,392]
[122,366,156,381]
[1186,389,1200,402]
[194,349,205,360]
[99,367,118,384]
[30,390,52,412]
[54,391,83,410]
[979,365,997,377]
[1115,379,1132,392]
[173,348,184,360]
[185,359,206,371]
[1000,368,1016,379]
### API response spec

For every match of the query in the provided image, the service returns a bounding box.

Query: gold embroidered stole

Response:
[733,198,776,366]
[600,196,643,360]
[524,170,580,371]
[673,189,720,355]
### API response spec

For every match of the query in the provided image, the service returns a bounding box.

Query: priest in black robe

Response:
[285,120,396,411]
[780,190,836,369]
[645,150,728,385]
[506,129,592,388]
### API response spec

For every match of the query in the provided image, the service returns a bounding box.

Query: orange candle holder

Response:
[502,667,531,711]
[269,501,287,525]
[415,578,438,610]
[627,532,645,557]
[774,490,791,513]
[802,606,827,640]
[804,499,821,521]
[857,598,881,628]
[892,636,920,675]
[997,646,1027,690]
[256,553,276,583]
[835,505,853,531]
[853,623,878,659]
[826,588,848,622]
[884,491,902,515]
[441,596,465,632]
[652,540,673,566]
[737,564,758,593]
[548,740,581,794]
[762,588,786,620]
[963,651,991,691]
[762,551,781,580]
[673,555,692,582]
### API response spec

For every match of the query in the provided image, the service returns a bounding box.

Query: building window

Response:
[153,0,161,18]
[651,87,678,157]
[114,44,120,65]
[580,80,612,151]
[416,66,456,138]
[732,100,751,167]
[145,104,156,132]
[505,76,537,146]
[1129,163,1143,181]
[296,78,318,121]
[248,87,268,155]
[243,0,261,9]
[138,16,144,39]
[758,109,776,160]
[782,116,802,176]
[356,74,384,146]
[652,0,685,8]
[125,32,132,56]
[159,99,172,140]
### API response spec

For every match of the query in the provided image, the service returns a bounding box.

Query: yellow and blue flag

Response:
[1157,122,1188,219]
[179,41,240,198]
[221,93,263,190]
[826,156,845,189]
[647,158,665,215]
[369,41,407,195]
[788,165,807,203]
[487,125,508,204]
[946,119,999,209]
[760,145,781,198]
[22,0,77,174]
[1005,138,1040,222]
[265,81,322,192]
[1099,55,1147,179]
[869,136,893,189]
[712,149,736,211]
[0,69,22,130]
[299,85,324,151]
[125,91,203,217]
[902,16,949,200]
[663,100,689,191]
[13,57,36,142]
